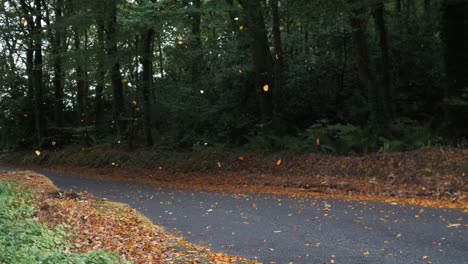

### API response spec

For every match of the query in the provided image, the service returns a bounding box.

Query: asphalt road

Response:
[1,166,467,264]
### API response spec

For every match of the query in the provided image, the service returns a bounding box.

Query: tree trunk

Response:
[53,0,64,127]
[441,0,468,131]
[141,29,154,146]
[240,0,274,123]
[107,0,125,137]
[74,29,87,126]
[271,0,283,97]
[349,4,387,134]
[33,0,46,143]
[373,2,392,119]
[95,22,105,132]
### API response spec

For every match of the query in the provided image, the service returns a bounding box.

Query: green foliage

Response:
[0,0,466,154]
[0,180,131,264]
[305,120,370,154]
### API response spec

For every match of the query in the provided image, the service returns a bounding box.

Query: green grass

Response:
[0,180,131,264]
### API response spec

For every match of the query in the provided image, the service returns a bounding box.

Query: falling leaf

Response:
[122,78,128,83]
[396,233,402,239]
[316,138,321,146]
[447,223,461,228]
[263,84,270,92]
[276,159,282,166]
[217,162,222,168]
[35,150,41,156]
[177,39,184,45]
[21,18,27,25]
[238,156,245,161]
[252,203,257,209]
[363,251,369,256]
[51,141,57,146]
[239,25,244,30]
[234,17,239,21]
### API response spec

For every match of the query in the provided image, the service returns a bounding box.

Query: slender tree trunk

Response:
[26,38,34,100]
[53,0,64,127]
[373,2,392,119]
[33,0,46,143]
[95,22,105,132]
[107,0,125,136]
[240,0,274,123]
[271,0,283,101]
[74,29,87,126]
[141,29,155,146]
[337,35,348,109]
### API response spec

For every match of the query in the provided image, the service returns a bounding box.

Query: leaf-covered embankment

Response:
[0,170,255,264]
[1,147,467,209]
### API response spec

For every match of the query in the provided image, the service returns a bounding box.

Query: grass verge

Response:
[0,179,128,264]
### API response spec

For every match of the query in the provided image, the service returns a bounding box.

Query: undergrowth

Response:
[0,180,131,264]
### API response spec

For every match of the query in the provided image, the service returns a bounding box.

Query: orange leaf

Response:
[276,159,282,166]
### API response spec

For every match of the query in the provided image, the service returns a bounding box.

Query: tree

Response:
[107,0,126,137]
[441,0,468,134]
[239,0,274,123]
[141,27,155,146]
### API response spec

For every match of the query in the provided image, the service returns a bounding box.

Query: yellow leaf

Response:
[35,150,41,156]
[239,25,244,30]
[363,251,369,256]
[396,233,402,238]
[263,84,270,92]
[276,159,282,166]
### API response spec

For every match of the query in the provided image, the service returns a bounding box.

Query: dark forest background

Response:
[0,0,467,154]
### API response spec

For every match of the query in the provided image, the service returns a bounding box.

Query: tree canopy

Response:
[0,0,467,153]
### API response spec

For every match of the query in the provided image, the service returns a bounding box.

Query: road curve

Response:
[1,167,467,264]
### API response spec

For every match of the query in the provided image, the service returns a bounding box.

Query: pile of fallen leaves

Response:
[0,170,254,264]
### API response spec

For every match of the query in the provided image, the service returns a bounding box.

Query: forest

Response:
[0,0,467,154]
